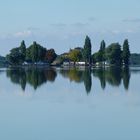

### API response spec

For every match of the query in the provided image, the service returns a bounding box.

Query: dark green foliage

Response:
[92,52,103,63]
[83,36,92,64]
[19,40,26,61]
[26,41,46,63]
[6,41,27,65]
[99,40,106,62]
[122,39,130,66]
[105,43,122,65]
[92,40,106,64]
[6,47,24,65]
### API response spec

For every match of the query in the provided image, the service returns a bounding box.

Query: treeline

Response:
[5,36,130,66]
[64,36,130,66]
[6,41,57,65]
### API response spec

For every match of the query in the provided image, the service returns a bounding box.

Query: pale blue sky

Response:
[0,0,140,55]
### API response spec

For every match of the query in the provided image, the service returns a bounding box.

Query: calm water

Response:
[0,67,140,140]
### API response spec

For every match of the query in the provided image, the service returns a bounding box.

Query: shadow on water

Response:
[5,66,131,94]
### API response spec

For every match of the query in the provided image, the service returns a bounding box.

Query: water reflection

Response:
[60,68,92,94]
[6,67,57,90]
[93,67,130,90]
[6,67,131,93]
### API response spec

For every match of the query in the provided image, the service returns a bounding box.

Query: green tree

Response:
[92,52,102,63]
[68,49,82,64]
[19,40,26,62]
[105,43,122,65]
[6,47,24,65]
[122,39,130,66]
[27,41,46,63]
[99,40,106,62]
[83,36,92,64]
[31,42,39,62]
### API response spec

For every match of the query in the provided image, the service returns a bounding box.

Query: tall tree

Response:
[83,36,92,64]
[99,40,106,62]
[19,40,26,62]
[122,39,130,66]
[27,41,46,63]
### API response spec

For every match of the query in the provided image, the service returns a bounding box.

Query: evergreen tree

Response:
[27,41,46,63]
[122,39,130,66]
[99,40,106,62]
[19,40,26,62]
[83,36,92,64]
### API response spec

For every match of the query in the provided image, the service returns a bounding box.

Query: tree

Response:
[45,49,57,64]
[30,42,39,62]
[6,41,27,65]
[122,39,130,66]
[6,47,24,65]
[27,41,46,63]
[92,52,102,63]
[99,40,106,62]
[83,36,92,64]
[68,49,82,64]
[105,43,122,65]
[19,40,26,62]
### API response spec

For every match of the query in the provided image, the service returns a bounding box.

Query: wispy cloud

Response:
[123,18,140,23]
[71,22,89,28]
[50,23,67,28]
[13,30,32,38]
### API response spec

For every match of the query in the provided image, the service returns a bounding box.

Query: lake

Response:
[0,66,140,140]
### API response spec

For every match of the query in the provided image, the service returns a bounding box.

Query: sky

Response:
[0,0,140,55]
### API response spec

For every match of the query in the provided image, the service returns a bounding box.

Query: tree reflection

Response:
[60,68,92,94]
[7,67,57,90]
[92,68,106,89]
[59,67,130,94]
[122,67,131,90]
[6,66,131,94]
[83,69,92,94]
[92,67,130,90]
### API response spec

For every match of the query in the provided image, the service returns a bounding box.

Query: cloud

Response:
[111,30,121,34]
[123,18,140,23]
[13,30,32,38]
[88,17,96,22]
[50,23,67,28]
[71,22,89,28]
